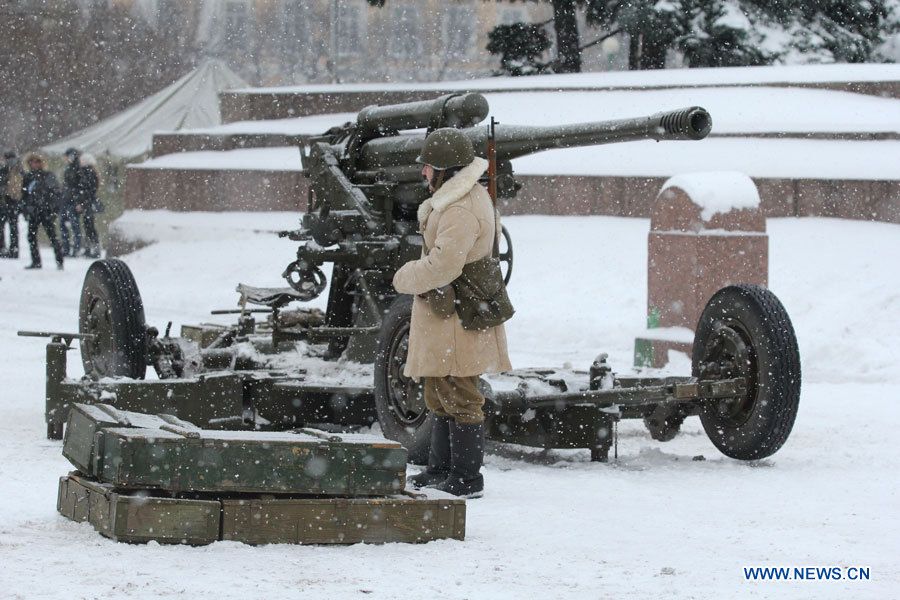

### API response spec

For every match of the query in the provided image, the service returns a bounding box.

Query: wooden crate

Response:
[63,403,407,495]
[221,490,466,545]
[57,474,220,545]
[57,475,466,546]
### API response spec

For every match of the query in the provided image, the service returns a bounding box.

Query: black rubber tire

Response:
[693,284,801,460]
[373,295,432,464]
[79,259,148,380]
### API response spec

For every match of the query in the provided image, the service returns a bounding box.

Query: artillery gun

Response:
[21,93,801,465]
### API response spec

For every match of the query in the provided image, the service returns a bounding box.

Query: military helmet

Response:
[416,128,475,169]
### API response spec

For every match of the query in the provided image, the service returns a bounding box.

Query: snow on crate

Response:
[661,171,760,221]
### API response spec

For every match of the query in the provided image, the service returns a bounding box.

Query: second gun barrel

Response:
[357,106,712,171]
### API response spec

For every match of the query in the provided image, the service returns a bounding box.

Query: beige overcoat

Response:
[393,157,512,379]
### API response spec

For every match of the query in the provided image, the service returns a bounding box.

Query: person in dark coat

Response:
[21,152,64,270]
[59,147,82,257]
[77,152,102,258]
[0,150,23,259]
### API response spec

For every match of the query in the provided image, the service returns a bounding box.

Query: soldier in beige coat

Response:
[393,128,512,498]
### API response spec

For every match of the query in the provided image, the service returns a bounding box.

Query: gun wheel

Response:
[693,285,801,460]
[373,295,432,464]
[79,259,148,380]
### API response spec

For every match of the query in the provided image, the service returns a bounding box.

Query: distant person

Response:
[59,147,82,257]
[0,150,23,259]
[77,152,102,258]
[21,152,64,270]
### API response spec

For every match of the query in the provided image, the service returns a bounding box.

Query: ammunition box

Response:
[63,403,407,495]
[57,474,466,546]
[57,474,220,545]
[221,490,466,545]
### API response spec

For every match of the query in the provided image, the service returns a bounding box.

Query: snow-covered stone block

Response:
[636,172,768,368]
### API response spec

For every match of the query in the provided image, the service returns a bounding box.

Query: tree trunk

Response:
[640,34,667,69]
[628,33,641,70]
[627,31,668,70]
[551,0,581,73]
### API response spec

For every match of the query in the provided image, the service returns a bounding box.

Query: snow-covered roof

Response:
[43,59,247,159]
[234,63,900,95]
[177,86,900,138]
[131,147,303,172]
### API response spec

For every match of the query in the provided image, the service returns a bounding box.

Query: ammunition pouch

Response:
[451,256,514,331]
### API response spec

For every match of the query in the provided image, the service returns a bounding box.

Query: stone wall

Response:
[125,167,307,212]
[123,166,900,225]
[511,175,900,223]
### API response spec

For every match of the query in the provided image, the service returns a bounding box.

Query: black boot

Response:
[435,420,484,498]
[409,416,451,488]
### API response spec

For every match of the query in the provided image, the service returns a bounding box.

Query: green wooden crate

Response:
[57,474,220,545]
[57,474,466,546]
[221,489,466,545]
[63,403,407,495]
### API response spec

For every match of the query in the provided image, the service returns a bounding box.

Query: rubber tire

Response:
[373,295,432,464]
[79,259,148,380]
[694,284,801,460]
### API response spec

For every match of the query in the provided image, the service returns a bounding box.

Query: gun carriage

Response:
[22,93,800,464]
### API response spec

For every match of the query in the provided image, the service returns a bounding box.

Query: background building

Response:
[0,0,624,149]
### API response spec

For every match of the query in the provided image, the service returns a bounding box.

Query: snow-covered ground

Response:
[0,215,898,599]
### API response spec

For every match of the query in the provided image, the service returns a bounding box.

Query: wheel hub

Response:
[700,322,758,426]
[385,322,425,426]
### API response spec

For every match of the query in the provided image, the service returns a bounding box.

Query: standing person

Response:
[392,128,513,498]
[59,148,82,257]
[77,152,102,258]
[21,153,64,270]
[0,151,23,259]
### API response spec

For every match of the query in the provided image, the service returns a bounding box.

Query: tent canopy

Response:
[44,58,247,160]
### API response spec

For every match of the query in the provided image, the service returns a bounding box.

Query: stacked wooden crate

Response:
[57,403,465,545]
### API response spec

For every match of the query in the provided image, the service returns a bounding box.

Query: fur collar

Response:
[417,157,488,225]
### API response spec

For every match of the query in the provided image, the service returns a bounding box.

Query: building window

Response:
[389,5,422,59]
[282,2,310,56]
[444,6,474,58]
[337,4,364,56]
[501,7,527,25]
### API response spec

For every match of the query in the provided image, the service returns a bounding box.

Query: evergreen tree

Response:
[477,0,900,73]
[486,23,553,75]
[788,0,896,63]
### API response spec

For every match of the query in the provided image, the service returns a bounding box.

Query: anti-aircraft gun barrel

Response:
[479,106,710,160]
[356,93,489,136]
[356,106,712,175]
